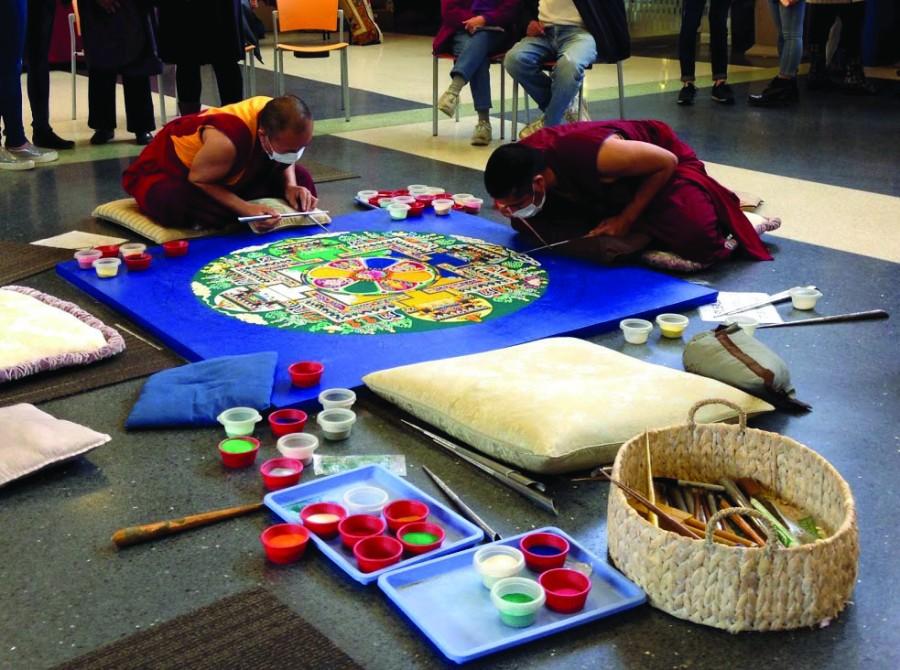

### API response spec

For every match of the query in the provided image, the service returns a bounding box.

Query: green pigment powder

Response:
[501,593,533,604]
[401,531,439,545]
[220,439,256,454]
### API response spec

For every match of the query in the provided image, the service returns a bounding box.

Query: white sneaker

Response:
[563,97,591,124]
[518,115,545,140]
[7,141,58,164]
[437,90,459,118]
[471,120,492,146]
[0,147,35,171]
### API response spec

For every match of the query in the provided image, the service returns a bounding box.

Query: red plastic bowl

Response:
[124,252,152,271]
[414,194,436,206]
[260,523,310,564]
[338,514,386,550]
[288,361,324,388]
[300,502,347,538]
[538,568,592,613]
[353,535,403,573]
[259,457,303,491]
[520,532,570,572]
[396,522,445,556]
[267,408,308,438]
[383,499,429,533]
[217,436,260,468]
[406,203,426,217]
[162,240,189,257]
[389,189,410,197]
[96,244,120,258]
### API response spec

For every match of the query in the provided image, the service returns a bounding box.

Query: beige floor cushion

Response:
[364,338,775,474]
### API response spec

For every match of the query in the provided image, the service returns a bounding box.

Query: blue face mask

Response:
[262,136,305,164]
[511,188,546,219]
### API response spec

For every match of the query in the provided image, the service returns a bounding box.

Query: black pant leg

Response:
[678,0,708,81]
[212,60,243,105]
[708,0,732,81]
[175,63,202,104]
[87,68,117,130]
[808,4,838,50]
[837,2,865,58]
[122,75,155,133]
[25,0,55,132]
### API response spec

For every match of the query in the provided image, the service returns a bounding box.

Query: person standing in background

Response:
[806,0,876,94]
[26,0,75,149]
[676,0,735,105]
[748,0,805,106]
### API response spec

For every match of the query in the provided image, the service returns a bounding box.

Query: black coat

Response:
[522,0,630,63]
[156,0,244,65]
[79,0,163,76]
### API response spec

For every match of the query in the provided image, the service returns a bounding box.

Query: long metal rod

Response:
[237,209,330,224]
[756,309,889,329]
[717,285,816,317]
[402,420,558,515]
[422,466,501,541]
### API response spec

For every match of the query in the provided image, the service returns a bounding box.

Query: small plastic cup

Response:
[426,186,445,195]
[452,193,474,205]
[790,287,823,311]
[407,184,429,193]
[656,313,689,338]
[276,432,319,464]
[260,523,310,564]
[377,197,395,209]
[388,204,410,221]
[259,457,303,491]
[490,577,546,628]
[725,314,759,335]
[520,532,570,572]
[620,318,653,344]
[300,502,347,538]
[383,499,430,532]
[342,485,389,515]
[95,244,120,258]
[338,513,387,550]
[217,436,260,468]
[217,407,262,437]
[392,195,416,205]
[462,197,484,214]
[162,240,189,257]
[317,408,356,440]
[318,388,356,410]
[267,408,308,438]
[119,242,146,258]
[433,199,453,216]
[357,189,379,201]
[354,535,404,573]
[93,257,121,278]
[288,361,324,388]
[473,545,525,589]
[74,249,102,269]
[539,568,592,613]
[124,252,152,271]
[397,521,445,556]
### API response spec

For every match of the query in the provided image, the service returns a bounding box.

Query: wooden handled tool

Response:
[629,500,756,547]
[757,309,889,329]
[111,502,264,548]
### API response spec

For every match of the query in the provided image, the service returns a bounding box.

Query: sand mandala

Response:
[192,231,549,335]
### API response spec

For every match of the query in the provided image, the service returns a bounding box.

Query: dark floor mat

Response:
[53,588,362,670]
[0,241,73,284]
[300,158,358,184]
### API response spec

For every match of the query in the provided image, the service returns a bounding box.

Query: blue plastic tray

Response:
[377,527,646,664]
[263,464,484,585]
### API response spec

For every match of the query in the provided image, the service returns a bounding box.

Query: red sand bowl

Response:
[260,524,310,564]
[217,436,260,468]
[520,532,570,572]
[397,521,445,556]
[95,244,120,258]
[538,568,592,613]
[338,514,386,550]
[300,502,347,538]
[354,536,403,573]
[259,457,303,491]
[162,240,189,257]
[288,361,324,388]
[267,408,308,438]
[383,499,429,532]
[124,252,152,271]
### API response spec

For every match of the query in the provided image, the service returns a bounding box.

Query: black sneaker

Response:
[677,83,697,105]
[33,128,75,150]
[748,77,799,107]
[711,82,735,105]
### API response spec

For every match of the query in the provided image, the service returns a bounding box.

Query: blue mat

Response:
[57,209,717,408]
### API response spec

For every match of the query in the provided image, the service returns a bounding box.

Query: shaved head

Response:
[259,95,313,137]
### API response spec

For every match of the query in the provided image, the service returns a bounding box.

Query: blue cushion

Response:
[126,352,278,429]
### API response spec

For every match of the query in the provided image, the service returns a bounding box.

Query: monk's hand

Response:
[242,204,281,230]
[285,185,317,212]
[587,214,632,238]
[463,16,487,34]
[526,20,545,37]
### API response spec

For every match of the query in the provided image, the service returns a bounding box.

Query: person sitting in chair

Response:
[484,120,780,272]
[123,95,317,231]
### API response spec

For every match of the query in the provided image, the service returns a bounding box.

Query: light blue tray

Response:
[377,527,646,664]
[263,464,484,585]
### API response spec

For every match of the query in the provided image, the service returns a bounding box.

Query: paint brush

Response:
[422,466,501,541]
[644,432,658,528]
[237,209,330,223]
[111,502,264,548]
[716,285,817,317]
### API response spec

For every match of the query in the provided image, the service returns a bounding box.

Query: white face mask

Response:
[511,188,546,219]
[262,136,305,164]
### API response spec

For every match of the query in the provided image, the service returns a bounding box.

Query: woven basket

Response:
[607,399,858,632]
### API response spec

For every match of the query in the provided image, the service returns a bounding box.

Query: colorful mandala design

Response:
[192,231,549,335]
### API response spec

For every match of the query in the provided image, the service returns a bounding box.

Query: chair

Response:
[510,60,626,137]
[243,45,258,98]
[273,0,350,121]
[432,52,507,140]
[68,0,167,123]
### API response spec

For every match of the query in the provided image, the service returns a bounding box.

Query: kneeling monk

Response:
[484,120,778,271]
[123,95,316,230]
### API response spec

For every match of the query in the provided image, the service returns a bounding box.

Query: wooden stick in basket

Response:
[644,432,658,528]
[718,498,766,546]
[629,501,756,547]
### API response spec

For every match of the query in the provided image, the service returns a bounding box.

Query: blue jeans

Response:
[1,0,28,147]
[768,0,806,77]
[504,25,597,126]
[450,30,507,111]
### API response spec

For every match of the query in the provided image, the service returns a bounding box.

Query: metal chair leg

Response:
[617,60,625,119]
[243,53,249,99]
[157,74,167,124]
[341,49,350,121]
[69,14,76,120]
[512,80,518,138]
[499,63,505,140]
[432,56,438,137]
